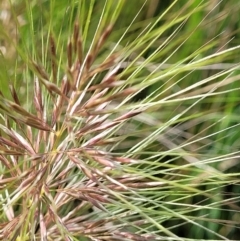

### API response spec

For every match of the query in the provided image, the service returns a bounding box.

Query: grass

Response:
[0,0,240,240]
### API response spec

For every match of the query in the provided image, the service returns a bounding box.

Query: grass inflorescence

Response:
[0,0,240,240]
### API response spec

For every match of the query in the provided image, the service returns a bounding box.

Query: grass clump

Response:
[0,0,240,240]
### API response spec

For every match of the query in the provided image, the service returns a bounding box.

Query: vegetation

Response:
[0,0,240,240]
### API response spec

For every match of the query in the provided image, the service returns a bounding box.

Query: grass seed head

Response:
[1,1,240,240]
[0,15,147,241]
